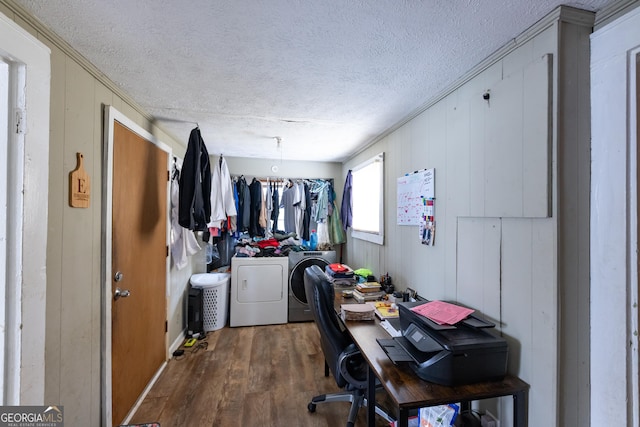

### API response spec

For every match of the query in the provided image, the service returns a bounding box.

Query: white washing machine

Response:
[288,250,337,322]
[230,256,288,327]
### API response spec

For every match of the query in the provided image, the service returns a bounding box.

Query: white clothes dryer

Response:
[288,250,337,322]
[230,256,288,327]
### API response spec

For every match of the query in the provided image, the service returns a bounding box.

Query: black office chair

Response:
[304,264,394,427]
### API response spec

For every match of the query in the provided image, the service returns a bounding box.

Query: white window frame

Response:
[351,152,384,245]
[0,56,8,405]
[0,11,50,404]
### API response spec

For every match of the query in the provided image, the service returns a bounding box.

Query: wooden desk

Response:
[336,297,529,427]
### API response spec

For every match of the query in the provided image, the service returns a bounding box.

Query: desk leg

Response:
[513,389,528,427]
[460,401,470,415]
[367,365,375,427]
[397,407,409,427]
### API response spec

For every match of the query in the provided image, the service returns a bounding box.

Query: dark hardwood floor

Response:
[128,322,393,427]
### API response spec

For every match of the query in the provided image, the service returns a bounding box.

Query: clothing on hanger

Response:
[209,153,237,229]
[235,176,251,232]
[248,178,265,237]
[178,127,211,231]
[271,181,280,233]
[341,170,353,231]
[170,159,200,269]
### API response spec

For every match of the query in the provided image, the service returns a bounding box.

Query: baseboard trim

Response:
[120,361,168,425]
[169,329,187,356]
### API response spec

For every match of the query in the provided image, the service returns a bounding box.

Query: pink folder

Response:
[410,300,474,325]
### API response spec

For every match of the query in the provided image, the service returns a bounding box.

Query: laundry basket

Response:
[189,273,230,331]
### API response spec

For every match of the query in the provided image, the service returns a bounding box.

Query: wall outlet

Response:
[480,410,499,427]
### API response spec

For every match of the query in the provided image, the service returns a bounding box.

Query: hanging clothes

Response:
[271,182,280,233]
[310,180,330,222]
[293,181,306,240]
[329,198,346,245]
[280,182,297,234]
[170,162,201,269]
[302,182,311,241]
[235,176,251,232]
[179,127,211,231]
[209,155,237,229]
[259,186,268,230]
[341,170,353,231]
[316,220,331,250]
[264,180,274,238]
[327,182,336,214]
[248,178,264,237]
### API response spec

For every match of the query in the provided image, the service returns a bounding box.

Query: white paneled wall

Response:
[456,217,501,325]
[343,9,592,426]
[591,4,640,426]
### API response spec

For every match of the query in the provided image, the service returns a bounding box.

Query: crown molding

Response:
[348,5,592,163]
[0,0,179,138]
[594,0,640,30]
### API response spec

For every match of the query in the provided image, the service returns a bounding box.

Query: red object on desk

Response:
[328,263,351,273]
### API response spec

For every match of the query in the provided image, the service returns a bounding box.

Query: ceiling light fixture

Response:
[272,136,283,174]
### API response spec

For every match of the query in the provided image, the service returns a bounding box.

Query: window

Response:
[351,152,384,245]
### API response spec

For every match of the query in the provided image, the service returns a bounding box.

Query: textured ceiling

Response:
[16,0,615,161]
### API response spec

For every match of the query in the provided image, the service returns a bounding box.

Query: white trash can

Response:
[190,272,230,331]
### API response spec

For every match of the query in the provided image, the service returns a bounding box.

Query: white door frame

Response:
[0,11,50,405]
[102,105,171,425]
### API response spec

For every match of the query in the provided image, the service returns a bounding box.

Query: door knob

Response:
[114,287,131,300]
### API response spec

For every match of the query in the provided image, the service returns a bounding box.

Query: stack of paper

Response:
[370,301,399,319]
[380,319,401,337]
[352,290,386,303]
[355,282,381,293]
[341,303,376,321]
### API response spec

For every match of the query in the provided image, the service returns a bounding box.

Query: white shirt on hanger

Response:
[209,155,237,228]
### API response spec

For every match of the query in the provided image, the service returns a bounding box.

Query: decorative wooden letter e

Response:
[69,152,90,208]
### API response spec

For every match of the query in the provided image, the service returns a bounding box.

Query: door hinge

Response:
[167,170,170,181]
[165,320,168,333]
[15,109,25,134]
[166,245,169,257]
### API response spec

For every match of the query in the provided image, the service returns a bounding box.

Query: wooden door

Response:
[111,121,168,425]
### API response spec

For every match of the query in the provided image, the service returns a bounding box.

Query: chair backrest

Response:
[304,264,353,388]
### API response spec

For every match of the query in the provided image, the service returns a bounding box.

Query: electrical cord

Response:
[191,341,208,353]
[172,333,210,360]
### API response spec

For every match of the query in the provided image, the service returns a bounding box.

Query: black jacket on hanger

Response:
[235,176,250,232]
[179,127,211,231]
[248,178,264,237]
[270,182,279,233]
[302,182,311,241]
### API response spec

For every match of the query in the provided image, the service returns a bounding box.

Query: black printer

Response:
[378,300,508,386]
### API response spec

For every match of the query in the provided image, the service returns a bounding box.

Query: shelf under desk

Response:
[334,295,529,427]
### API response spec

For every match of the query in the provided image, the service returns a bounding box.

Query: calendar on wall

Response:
[397,168,435,245]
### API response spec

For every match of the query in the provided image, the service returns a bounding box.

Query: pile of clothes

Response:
[234,232,310,258]
[325,263,357,287]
